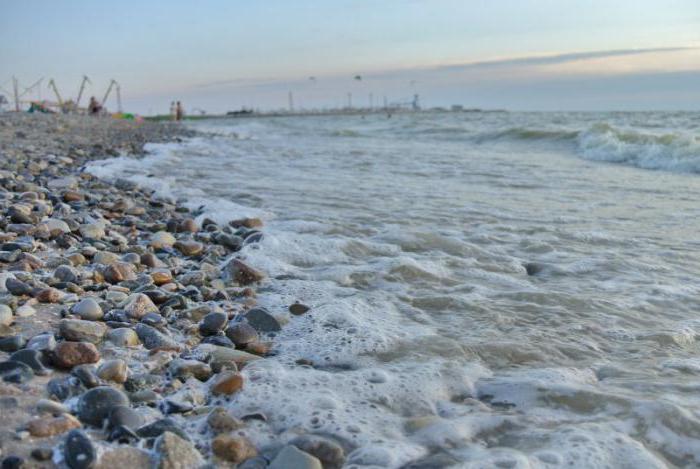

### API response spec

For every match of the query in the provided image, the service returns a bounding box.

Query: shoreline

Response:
[0,113,335,468]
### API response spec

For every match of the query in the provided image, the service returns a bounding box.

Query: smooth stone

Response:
[5,278,32,296]
[93,251,119,265]
[140,253,165,269]
[36,398,70,415]
[140,311,165,327]
[155,431,203,469]
[54,265,79,284]
[15,304,36,317]
[60,319,107,343]
[225,322,259,346]
[210,371,244,395]
[173,240,204,257]
[0,304,13,326]
[149,231,176,250]
[106,328,140,347]
[10,349,49,375]
[289,302,310,315]
[212,435,258,464]
[124,373,160,392]
[47,376,87,400]
[54,341,101,368]
[199,312,227,336]
[43,218,71,236]
[222,258,264,285]
[35,287,62,303]
[96,447,152,469]
[64,429,96,469]
[291,435,346,469]
[136,418,188,440]
[194,344,260,370]
[0,360,34,383]
[31,447,54,461]
[27,413,81,437]
[201,335,235,348]
[245,307,282,332]
[121,252,141,265]
[151,269,173,286]
[121,293,159,319]
[0,335,26,352]
[169,358,212,381]
[108,405,143,430]
[79,224,105,240]
[135,323,181,351]
[26,332,56,351]
[105,290,128,303]
[71,297,103,321]
[269,445,322,469]
[72,365,100,388]
[206,407,243,434]
[103,262,137,284]
[97,359,128,383]
[77,386,130,426]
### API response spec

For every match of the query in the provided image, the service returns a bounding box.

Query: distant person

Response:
[175,101,184,121]
[88,96,102,116]
[170,101,176,121]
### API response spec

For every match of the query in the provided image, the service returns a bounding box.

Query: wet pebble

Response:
[64,429,96,469]
[53,341,100,368]
[199,311,228,336]
[0,360,34,383]
[70,297,103,321]
[77,386,130,426]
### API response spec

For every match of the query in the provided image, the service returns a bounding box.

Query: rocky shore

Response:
[0,114,333,468]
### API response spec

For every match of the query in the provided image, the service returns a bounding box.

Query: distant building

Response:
[451,104,464,112]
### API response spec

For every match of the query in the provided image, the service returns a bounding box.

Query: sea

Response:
[88,111,700,468]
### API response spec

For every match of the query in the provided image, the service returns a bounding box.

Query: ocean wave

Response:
[576,122,700,173]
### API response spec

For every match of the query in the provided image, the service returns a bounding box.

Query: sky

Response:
[1,0,699,114]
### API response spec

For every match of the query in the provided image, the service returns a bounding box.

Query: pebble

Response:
[173,240,204,257]
[121,293,159,319]
[27,414,81,437]
[97,359,128,383]
[35,287,61,303]
[5,278,32,296]
[135,323,180,350]
[245,307,282,332]
[289,302,310,315]
[222,258,264,285]
[47,376,87,400]
[70,297,103,321]
[64,429,96,469]
[36,398,70,415]
[199,311,228,336]
[225,322,259,346]
[269,445,323,469]
[14,304,35,318]
[0,360,34,383]
[150,269,173,286]
[1,456,25,469]
[106,328,140,347]
[210,371,244,395]
[79,223,105,240]
[103,262,137,284]
[77,386,130,426]
[206,407,243,434]
[0,304,13,326]
[105,290,128,303]
[54,265,79,283]
[26,333,56,352]
[291,435,346,469]
[155,431,203,469]
[59,319,107,343]
[53,341,100,368]
[10,349,49,375]
[96,447,152,469]
[169,358,212,381]
[30,447,54,461]
[149,231,176,250]
[108,405,143,430]
[195,344,260,370]
[0,335,26,352]
[93,251,119,265]
[72,365,100,388]
[136,418,188,440]
[212,435,258,464]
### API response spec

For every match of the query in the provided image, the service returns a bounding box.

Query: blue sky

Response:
[2,0,699,113]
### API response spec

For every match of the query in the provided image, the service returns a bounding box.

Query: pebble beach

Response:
[0,113,332,469]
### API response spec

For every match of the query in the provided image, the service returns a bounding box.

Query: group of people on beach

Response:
[170,101,184,121]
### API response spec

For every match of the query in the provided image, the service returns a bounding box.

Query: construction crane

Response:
[101,79,122,113]
[75,75,91,109]
[47,79,63,107]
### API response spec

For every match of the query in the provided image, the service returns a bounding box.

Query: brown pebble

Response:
[53,341,100,368]
[245,342,271,356]
[289,302,310,315]
[212,434,257,463]
[230,218,263,229]
[207,407,244,434]
[173,240,204,257]
[97,359,128,383]
[179,219,198,233]
[151,269,173,286]
[35,287,61,303]
[27,413,81,437]
[62,191,83,202]
[103,262,137,284]
[210,371,244,395]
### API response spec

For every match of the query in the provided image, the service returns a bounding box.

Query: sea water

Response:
[88,111,700,468]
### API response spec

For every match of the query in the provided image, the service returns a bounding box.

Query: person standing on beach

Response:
[88,96,101,116]
[170,101,176,120]
[175,101,184,121]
